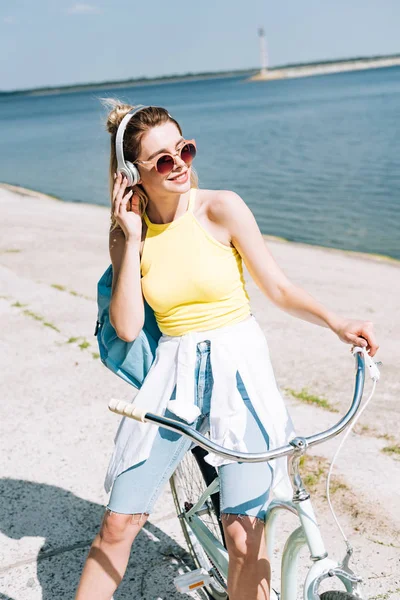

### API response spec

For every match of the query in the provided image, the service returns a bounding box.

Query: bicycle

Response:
[108,344,381,600]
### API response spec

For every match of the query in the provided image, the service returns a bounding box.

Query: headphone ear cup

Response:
[125,161,140,187]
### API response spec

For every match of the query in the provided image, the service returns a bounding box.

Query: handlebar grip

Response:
[108,398,147,422]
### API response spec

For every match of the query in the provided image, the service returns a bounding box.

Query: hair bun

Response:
[99,97,134,135]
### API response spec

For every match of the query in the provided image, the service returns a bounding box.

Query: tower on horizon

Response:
[258,27,268,76]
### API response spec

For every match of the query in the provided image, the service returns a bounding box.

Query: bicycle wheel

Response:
[170,446,228,600]
[320,592,361,599]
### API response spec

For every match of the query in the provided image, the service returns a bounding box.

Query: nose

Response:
[173,151,187,169]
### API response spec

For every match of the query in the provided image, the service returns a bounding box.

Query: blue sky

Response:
[1,1,399,92]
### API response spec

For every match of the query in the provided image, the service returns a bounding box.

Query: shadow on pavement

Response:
[0,478,200,599]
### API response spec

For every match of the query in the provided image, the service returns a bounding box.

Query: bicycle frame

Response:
[109,348,370,599]
[178,464,363,599]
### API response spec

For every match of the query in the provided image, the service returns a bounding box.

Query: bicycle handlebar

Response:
[108,349,367,464]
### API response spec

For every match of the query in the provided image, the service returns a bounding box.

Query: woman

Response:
[75,101,379,600]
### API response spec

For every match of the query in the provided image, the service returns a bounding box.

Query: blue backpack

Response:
[94,264,162,389]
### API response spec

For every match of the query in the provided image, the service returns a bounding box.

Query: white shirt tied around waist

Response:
[104,314,297,500]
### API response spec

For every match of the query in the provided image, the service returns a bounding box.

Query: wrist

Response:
[326,313,345,334]
[125,236,141,247]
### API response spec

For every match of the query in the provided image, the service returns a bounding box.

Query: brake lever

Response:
[352,346,381,381]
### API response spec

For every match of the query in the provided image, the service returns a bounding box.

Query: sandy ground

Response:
[0,182,399,600]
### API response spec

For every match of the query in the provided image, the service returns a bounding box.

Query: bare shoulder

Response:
[196,188,245,223]
[109,222,147,259]
[109,225,125,248]
[108,226,125,282]
[193,189,245,248]
[108,224,147,292]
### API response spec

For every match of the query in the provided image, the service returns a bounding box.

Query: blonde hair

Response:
[100,97,199,233]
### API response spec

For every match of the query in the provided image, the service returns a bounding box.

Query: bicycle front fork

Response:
[264,437,364,600]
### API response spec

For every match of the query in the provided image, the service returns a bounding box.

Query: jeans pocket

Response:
[195,341,212,415]
[202,355,213,415]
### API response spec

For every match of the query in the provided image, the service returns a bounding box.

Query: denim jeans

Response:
[107,339,273,519]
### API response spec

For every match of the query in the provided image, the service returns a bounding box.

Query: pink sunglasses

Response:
[134,139,197,176]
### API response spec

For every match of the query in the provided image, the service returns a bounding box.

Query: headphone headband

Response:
[115,104,150,177]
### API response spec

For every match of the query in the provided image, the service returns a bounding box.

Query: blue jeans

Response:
[107,339,273,519]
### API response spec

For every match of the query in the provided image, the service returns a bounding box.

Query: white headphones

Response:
[115,104,150,187]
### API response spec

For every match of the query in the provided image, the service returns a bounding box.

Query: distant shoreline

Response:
[1,181,399,266]
[0,69,254,97]
[249,55,400,82]
[1,53,400,97]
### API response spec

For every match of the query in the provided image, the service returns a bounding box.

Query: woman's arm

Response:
[208,191,379,356]
[108,227,145,342]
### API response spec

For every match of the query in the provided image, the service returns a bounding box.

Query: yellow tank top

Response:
[140,187,251,336]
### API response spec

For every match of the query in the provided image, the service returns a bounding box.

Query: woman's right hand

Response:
[112,172,142,242]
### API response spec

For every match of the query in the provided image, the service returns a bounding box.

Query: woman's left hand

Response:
[333,318,379,357]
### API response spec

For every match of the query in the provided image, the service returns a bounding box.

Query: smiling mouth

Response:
[169,171,188,181]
